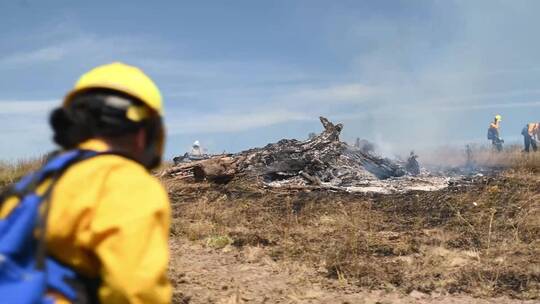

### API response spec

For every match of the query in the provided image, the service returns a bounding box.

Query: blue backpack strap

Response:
[38,150,126,303]
[12,150,95,195]
[35,150,100,268]
[0,150,98,258]
[1,149,120,302]
[0,149,103,304]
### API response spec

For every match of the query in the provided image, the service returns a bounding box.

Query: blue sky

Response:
[1,0,539,160]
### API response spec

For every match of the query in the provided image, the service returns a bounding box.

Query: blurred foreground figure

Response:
[521,122,539,152]
[487,114,504,152]
[0,63,171,303]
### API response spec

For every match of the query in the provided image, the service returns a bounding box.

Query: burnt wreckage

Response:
[161,117,446,192]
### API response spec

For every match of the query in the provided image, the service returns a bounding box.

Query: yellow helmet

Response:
[64,62,163,117]
[495,114,502,121]
[63,62,165,169]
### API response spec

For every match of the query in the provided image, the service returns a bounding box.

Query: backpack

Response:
[0,150,103,304]
[487,127,497,140]
[521,126,529,136]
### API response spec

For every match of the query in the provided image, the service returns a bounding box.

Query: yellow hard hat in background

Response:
[64,62,163,116]
[495,114,502,121]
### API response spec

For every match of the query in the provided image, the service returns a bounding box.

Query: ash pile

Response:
[162,117,450,193]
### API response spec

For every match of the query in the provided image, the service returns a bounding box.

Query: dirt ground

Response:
[170,239,536,304]
[166,169,539,304]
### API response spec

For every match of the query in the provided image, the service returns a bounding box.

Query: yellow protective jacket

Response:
[488,122,500,139]
[1,139,172,304]
[527,123,540,139]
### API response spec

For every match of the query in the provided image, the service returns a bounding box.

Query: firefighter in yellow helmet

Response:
[6,63,171,303]
[487,114,503,152]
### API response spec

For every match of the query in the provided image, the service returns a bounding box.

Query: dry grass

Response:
[166,152,540,300]
[1,149,538,300]
[422,144,540,173]
[0,157,44,189]
[474,146,540,172]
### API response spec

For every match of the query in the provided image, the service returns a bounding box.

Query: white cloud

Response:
[164,82,381,135]
[283,84,378,106]
[0,47,66,66]
[0,31,166,70]
[0,100,55,159]
[165,78,540,137]
[0,100,58,114]
[437,101,540,112]
[167,110,309,134]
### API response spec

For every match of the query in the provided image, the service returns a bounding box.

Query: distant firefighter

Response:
[487,114,504,152]
[191,140,203,156]
[354,138,375,154]
[405,151,420,176]
[521,122,539,153]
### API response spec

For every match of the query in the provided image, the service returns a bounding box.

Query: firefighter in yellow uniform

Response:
[1,63,172,303]
[487,114,503,152]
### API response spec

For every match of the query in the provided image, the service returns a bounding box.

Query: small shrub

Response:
[205,235,233,249]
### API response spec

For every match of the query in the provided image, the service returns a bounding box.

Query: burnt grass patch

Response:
[166,171,539,300]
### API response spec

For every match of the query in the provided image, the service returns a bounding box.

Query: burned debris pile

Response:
[235,117,407,182]
[162,117,448,192]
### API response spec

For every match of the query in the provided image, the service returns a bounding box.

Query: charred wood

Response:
[162,116,406,187]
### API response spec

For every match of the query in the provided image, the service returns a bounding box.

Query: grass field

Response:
[1,147,538,303]
[165,147,539,302]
